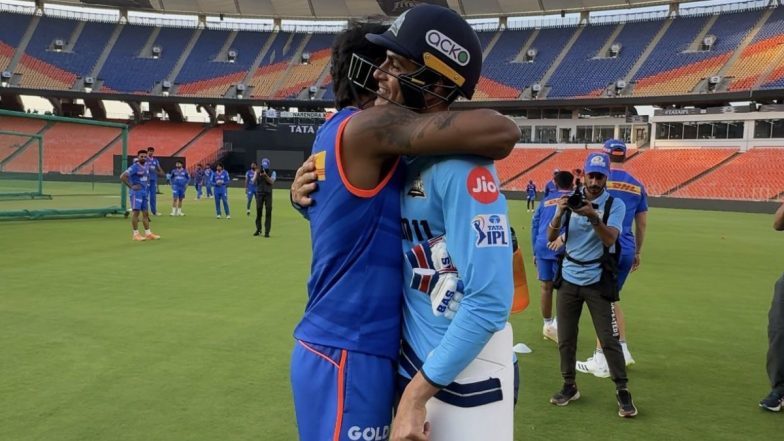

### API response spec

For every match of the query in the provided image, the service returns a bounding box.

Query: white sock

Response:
[543,318,554,325]
[145,229,151,235]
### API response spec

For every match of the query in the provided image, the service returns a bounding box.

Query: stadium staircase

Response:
[498,148,556,187]
[481,30,503,60]
[170,124,216,157]
[5,15,38,76]
[241,31,279,88]
[215,31,238,61]
[512,29,539,63]
[622,18,673,92]
[162,28,202,94]
[505,149,596,191]
[71,123,133,174]
[715,7,773,79]
[662,150,740,195]
[87,23,124,90]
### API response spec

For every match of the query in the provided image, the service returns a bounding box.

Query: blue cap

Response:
[261,158,270,168]
[602,139,627,157]
[584,152,611,177]
[365,4,482,99]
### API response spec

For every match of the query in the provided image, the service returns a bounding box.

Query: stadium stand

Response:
[274,33,333,98]
[631,10,762,96]
[0,117,49,164]
[496,147,555,184]
[179,123,238,172]
[727,7,784,91]
[176,30,269,97]
[98,26,192,93]
[623,148,738,195]
[670,148,784,200]
[248,32,307,98]
[504,149,598,191]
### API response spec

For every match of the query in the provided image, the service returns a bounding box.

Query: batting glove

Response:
[405,235,464,320]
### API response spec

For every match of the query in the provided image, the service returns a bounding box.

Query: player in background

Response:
[245,162,257,216]
[351,6,516,440]
[212,163,230,219]
[543,169,559,197]
[532,171,574,344]
[193,164,204,200]
[525,180,537,212]
[145,147,164,215]
[120,149,160,241]
[288,17,519,441]
[576,139,647,377]
[253,158,276,237]
[169,160,190,216]
[204,164,214,199]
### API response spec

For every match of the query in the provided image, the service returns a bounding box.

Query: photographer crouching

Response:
[547,152,638,418]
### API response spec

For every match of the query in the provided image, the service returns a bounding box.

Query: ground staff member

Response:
[547,152,637,418]
[253,158,276,237]
[760,201,784,411]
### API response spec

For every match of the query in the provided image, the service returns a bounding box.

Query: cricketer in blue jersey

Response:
[245,162,257,216]
[288,15,519,441]
[169,161,189,216]
[211,164,230,218]
[204,165,214,198]
[531,171,574,343]
[526,180,537,212]
[543,169,559,197]
[119,149,160,241]
[576,140,648,376]
[194,164,204,199]
[145,147,164,215]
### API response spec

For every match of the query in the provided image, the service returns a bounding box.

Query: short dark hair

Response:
[147,147,155,152]
[137,149,147,155]
[554,171,574,190]
[215,163,223,168]
[330,21,388,109]
[609,154,625,164]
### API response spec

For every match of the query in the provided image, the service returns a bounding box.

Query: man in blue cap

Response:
[253,158,276,237]
[577,140,648,377]
[546,151,638,417]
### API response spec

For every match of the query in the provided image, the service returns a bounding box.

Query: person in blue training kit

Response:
[120,149,160,241]
[350,7,516,440]
[543,169,559,197]
[288,16,518,441]
[145,147,164,215]
[547,152,637,418]
[577,139,648,377]
[169,160,190,216]
[526,180,537,212]
[204,164,214,198]
[193,164,204,200]
[211,163,230,219]
[245,162,257,216]
[532,170,574,344]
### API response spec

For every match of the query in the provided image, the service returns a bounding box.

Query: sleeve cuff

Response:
[421,368,448,390]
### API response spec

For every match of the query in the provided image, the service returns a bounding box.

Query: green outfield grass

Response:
[1,187,782,441]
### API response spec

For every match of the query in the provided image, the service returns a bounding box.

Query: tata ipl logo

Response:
[426,30,470,66]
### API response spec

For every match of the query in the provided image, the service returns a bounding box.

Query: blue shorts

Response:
[617,252,635,291]
[172,187,186,199]
[536,257,559,282]
[131,190,148,211]
[291,340,395,441]
[526,194,535,201]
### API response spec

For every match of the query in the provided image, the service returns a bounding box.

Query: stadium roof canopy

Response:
[49,0,681,19]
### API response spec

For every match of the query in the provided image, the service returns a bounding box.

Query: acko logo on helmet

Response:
[425,30,470,66]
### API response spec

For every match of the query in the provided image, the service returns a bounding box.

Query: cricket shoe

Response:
[616,389,638,418]
[759,391,783,412]
[550,384,580,406]
[132,233,146,241]
[576,353,610,378]
[145,232,160,240]
[542,323,558,344]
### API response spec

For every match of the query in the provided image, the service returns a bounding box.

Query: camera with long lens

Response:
[566,189,586,210]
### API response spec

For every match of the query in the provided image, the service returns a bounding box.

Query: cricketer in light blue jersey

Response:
[400,156,513,388]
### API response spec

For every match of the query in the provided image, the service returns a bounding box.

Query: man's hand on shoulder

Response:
[291,155,318,208]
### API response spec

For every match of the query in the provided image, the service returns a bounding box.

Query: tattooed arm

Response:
[343,106,520,160]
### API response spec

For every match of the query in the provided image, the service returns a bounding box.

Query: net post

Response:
[37,136,43,196]
[121,127,128,212]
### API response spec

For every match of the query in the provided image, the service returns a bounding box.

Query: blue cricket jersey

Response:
[147,157,160,182]
[607,169,648,256]
[246,169,257,192]
[400,156,513,387]
[293,107,404,360]
[543,180,557,197]
[171,168,190,189]
[212,170,229,190]
[531,189,571,260]
[526,182,536,198]
[125,162,149,189]
[204,168,213,183]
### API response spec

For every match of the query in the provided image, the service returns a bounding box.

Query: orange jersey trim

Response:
[335,115,400,198]
[332,350,348,441]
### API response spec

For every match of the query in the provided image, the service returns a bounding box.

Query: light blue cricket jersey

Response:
[400,156,513,387]
[561,189,625,286]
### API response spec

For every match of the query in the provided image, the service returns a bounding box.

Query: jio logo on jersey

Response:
[466,166,499,204]
[471,214,509,248]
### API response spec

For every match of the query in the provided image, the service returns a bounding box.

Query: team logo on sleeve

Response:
[471,214,509,248]
[466,167,499,204]
[314,151,326,181]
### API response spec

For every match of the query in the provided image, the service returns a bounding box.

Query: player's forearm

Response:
[592,222,619,247]
[774,202,784,231]
[547,212,562,242]
[634,214,647,253]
